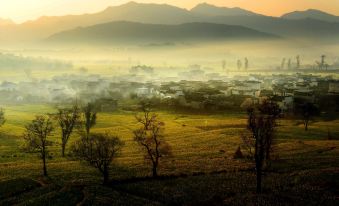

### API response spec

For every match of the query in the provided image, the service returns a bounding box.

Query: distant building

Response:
[136,87,154,97]
[0,81,17,91]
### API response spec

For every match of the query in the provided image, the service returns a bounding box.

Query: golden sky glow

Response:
[1,0,339,23]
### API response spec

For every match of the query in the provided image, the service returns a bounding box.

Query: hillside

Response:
[282,9,339,22]
[46,21,278,45]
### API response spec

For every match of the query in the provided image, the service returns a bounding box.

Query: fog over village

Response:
[0,1,338,205]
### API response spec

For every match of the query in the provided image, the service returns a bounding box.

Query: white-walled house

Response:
[136,87,155,97]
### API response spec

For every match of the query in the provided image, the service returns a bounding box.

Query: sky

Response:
[1,0,339,23]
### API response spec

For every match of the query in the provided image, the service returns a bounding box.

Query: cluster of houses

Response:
[0,70,338,113]
[133,73,339,112]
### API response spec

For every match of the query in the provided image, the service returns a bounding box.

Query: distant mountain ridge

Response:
[46,21,278,45]
[191,3,260,16]
[1,2,339,44]
[282,9,339,22]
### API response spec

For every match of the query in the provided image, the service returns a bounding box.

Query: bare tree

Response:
[82,103,97,139]
[71,133,124,185]
[134,106,171,177]
[23,115,54,176]
[56,104,80,157]
[237,59,242,71]
[321,55,326,70]
[244,57,249,71]
[222,60,226,71]
[296,55,300,69]
[287,58,292,70]
[245,100,281,193]
[135,100,157,130]
[0,108,5,127]
[281,58,286,70]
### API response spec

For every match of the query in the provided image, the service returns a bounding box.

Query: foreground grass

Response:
[0,104,338,205]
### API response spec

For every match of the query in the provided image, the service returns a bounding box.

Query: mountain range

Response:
[1,2,338,45]
[47,21,278,45]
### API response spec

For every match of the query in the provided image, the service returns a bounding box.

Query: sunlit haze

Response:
[1,0,339,23]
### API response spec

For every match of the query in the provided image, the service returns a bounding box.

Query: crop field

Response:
[0,104,338,205]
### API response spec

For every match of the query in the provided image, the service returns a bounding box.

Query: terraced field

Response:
[0,104,338,205]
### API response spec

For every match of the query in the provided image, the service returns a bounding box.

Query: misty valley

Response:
[0,1,339,206]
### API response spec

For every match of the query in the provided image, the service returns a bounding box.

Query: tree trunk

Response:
[86,127,90,140]
[103,166,109,185]
[152,164,158,178]
[256,163,262,193]
[304,120,308,131]
[255,135,264,194]
[42,153,47,176]
[61,144,66,157]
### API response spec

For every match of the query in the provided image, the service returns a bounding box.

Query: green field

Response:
[0,104,338,205]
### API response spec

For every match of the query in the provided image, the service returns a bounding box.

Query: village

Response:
[0,65,338,115]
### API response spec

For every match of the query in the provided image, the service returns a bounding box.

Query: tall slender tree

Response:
[135,100,157,130]
[23,115,54,176]
[222,60,226,71]
[134,101,171,177]
[296,55,300,69]
[281,58,286,70]
[82,103,97,139]
[244,57,249,71]
[56,104,80,157]
[237,59,242,71]
[0,108,5,128]
[245,100,281,193]
[287,58,292,70]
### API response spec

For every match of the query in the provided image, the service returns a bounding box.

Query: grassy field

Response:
[0,104,338,205]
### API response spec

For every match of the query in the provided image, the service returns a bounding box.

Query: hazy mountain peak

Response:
[281,9,339,22]
[191,3,259,16]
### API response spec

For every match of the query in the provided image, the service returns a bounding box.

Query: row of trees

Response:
[19,99,280,192]
[0,98,314,192]
[280,54,333,70]
[20,101,171,184]
[280,55,300,70]
[221,57,249,72]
